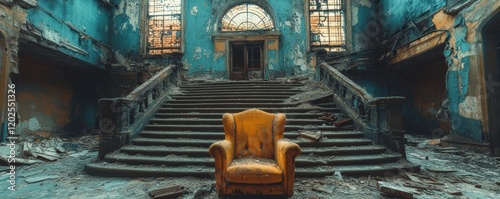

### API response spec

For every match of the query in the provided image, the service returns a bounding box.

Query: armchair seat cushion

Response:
[225,157,283,184]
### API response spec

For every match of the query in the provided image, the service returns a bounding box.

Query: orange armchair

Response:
[208,109,301,197]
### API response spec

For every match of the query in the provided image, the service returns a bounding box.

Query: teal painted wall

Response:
[378,0,500,142]
[182,0,310,78]
[378,0,446,37]
[25,0,112,69]
[110,0,142,62]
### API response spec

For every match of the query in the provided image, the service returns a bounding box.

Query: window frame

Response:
[306,0,352,52]
[141,0,185,56]
[220,3,275,32]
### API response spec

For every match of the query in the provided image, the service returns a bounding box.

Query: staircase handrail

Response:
[97,64,180,159]
[319,62,407,156]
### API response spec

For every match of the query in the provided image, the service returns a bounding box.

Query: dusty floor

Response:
[1,135,499,199]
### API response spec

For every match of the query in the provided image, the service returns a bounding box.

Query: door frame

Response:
[213,32,281,81]
[480,10,500,156]
[229,41,264,80]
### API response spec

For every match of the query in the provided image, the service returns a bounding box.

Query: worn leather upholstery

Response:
[209,109,301,197]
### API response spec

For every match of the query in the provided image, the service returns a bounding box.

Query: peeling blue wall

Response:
[26,0,112,69]
[444,16,483,140]
[110,0,141,60]
[183,0,218,76]
[182,0,310,78]
[378,0,446,37]
[274,0,308,76]
[378,0,490,141]
[351,0,379,52]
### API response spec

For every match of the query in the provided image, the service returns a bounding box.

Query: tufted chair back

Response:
[225,109,282,159]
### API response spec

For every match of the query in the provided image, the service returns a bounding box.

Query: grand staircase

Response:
[86,81,419,177]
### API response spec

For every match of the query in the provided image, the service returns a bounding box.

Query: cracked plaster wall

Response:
[1,1,109,136]
[183,0,310,78]
[111,0,141,64]
[24,0,112,68]
[379,0,500,142]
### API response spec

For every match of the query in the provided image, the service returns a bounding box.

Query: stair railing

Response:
[97,64,180,159]
[318,62,407,156]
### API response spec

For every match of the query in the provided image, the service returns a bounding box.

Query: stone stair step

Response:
[130,138,373,147]
[166,98,287,104]
[182,88,302,93]
[118,145,386,157]
[171,95,291,100]
[179,81,303,87]
[296,161,421,177]
[162,103,300,108]
[143,124,352,132]
[148,118,329,125]
[156,107,340,113]
[178,91,300,96]
[154,112,329,119]
[180,85,300,91]
[85,161,419,178]
[103,153,401,167]
[138,131,364,139]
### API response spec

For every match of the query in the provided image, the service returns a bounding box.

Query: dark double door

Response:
[230,42,263,80]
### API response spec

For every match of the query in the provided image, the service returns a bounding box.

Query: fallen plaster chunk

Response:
[298,130,322,142]
[68,150,89,158]
[25,175,59,184]
[377,181,417,199]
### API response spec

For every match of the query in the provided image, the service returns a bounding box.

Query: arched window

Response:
[221,3,274,32]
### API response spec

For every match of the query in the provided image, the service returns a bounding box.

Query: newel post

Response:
[370,97,407,157]
[98,98,131,159]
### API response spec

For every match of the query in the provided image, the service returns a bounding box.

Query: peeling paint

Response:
[206,19,211,32]
[214,40,225,52]
[191,6,198,16]
[358,0,372,8]
[352,6,359,26]
[459,96,482,120]
[267,40,278,50]
[117,0,140,32]
[292,11,302,33]
[193,47,202,60]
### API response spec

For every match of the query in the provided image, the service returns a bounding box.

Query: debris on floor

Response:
[149,185,187,199]
[333,119,353,127]
[0,133,99,165]
[297,130,322,142]
[377,181,417,199]
[25,175,59,184]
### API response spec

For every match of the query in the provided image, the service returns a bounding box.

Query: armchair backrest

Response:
[222,109,286,159]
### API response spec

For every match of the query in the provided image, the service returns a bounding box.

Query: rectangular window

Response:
[148,0,182,54]
[309,0,346,52]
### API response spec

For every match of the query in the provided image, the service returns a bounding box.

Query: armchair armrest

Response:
[209,140,234,193]
[275,139,301,196]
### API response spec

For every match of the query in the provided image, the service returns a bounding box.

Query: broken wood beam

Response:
[149,185,186,199]
[333,119,353,127]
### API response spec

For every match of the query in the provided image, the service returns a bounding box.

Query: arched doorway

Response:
[482,11,500,155]
[218,3,277,80]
